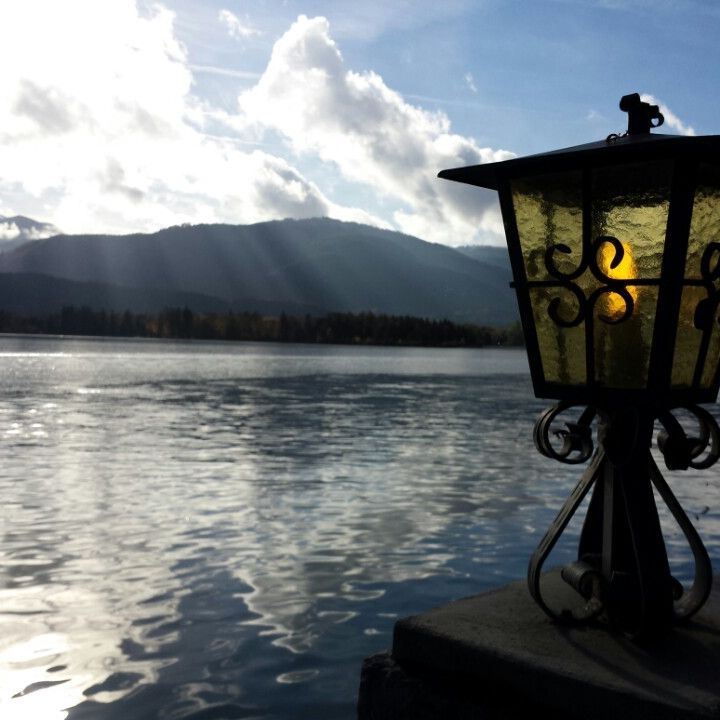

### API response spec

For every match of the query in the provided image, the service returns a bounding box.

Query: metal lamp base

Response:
[529,403,718,638]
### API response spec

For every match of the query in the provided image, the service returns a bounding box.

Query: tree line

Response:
[0,306,524,347]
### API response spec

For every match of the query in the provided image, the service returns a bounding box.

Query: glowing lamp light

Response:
[440,95,720,637]
[442,97,720,406]
[597,240,638,320]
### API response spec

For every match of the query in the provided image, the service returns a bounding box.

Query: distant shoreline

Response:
[0,306,524,349]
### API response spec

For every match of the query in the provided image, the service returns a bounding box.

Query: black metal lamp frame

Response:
[529,401,719,637]
[440,95,720,637]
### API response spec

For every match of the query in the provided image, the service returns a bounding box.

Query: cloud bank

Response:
[238,16,513,245]
[0,2,385,236]
[0,2,513,244]
[4,4,693,246]
[0,220,56,242]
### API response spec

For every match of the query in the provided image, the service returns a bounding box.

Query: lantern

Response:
[440,94,720,636]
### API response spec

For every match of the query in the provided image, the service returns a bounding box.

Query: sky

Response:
[1,0,719,246]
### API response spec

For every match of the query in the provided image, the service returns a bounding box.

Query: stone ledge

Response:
[358,573,720,719]
[358,650,579,719]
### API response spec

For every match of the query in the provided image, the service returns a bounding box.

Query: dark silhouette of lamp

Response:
[440,94,720,637]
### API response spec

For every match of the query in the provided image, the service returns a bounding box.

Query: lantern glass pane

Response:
[511,172,585,388]
[512,171,583,282]
[673,163,720,392]
[593,287,659,388]
[590,162,671,389]
[529,287,587,385]
[672,286,707,387]
[591,163,671,280]
[511,163,672,392]
[683,164,720,279]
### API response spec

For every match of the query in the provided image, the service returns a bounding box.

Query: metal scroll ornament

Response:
[528,402,720,634]
[540,235,638,328]
[531,236,720,391]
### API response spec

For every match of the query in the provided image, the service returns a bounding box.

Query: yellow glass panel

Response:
[591,162,671,280]
[511,172,583,281]
[593,286,658,389]
[684,164,720,279]
[512,163,670,391]
[673,163,720,392]
[590,165,668,387]
[671,286,706,387]
[529,287,586,385]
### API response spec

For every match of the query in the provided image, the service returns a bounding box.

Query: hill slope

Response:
[0,273,232,316]
[0,218,517,325]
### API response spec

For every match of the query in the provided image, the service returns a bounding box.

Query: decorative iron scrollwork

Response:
[535,235,720,392]
[529,401,720,632]
[533,402,595,464]
[538,235,641,335]
[534,401,720,472]
[657,405,720,470]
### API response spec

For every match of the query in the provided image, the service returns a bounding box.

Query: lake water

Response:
[1,336,719,720]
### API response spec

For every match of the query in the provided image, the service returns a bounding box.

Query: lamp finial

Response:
[620,93,664,135]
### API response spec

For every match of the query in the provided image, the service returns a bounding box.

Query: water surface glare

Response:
[1,336,719,719]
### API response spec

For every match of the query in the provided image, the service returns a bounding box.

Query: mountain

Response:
[0,273,233,316]
[0,218,518,326]
[0,215,61,251]
[456,245,512,271]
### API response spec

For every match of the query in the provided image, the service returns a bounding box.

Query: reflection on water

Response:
[1,336,719,719]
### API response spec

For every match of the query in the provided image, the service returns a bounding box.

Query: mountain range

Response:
[0,217,517,326]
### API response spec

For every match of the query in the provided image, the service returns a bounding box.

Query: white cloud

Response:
[189,64,261,80]
[0,222,25,240]
[0,1,382,235]
[0,221,55,241]
[218,9,260,39]
[297,0,474,42]
[464,72,478,94]
[0,215,60,244]
[640,94,696,136]
[0,4,509,244]
[238,16,512,245]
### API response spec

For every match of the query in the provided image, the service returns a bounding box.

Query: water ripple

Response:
[0,337,718,720]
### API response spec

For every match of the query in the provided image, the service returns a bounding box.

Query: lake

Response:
[1,336,719,720]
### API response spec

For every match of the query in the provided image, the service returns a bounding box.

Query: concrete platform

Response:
[358,572,720,719]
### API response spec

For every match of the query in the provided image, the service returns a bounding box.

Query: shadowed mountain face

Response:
[455,245,512,270]
[0,273,232,315]
[0,218,517,325]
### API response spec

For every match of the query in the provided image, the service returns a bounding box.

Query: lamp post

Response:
[440,94,720,637]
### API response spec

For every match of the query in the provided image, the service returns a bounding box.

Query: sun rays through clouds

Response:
[0,1,514,244]
[0,1,705,246]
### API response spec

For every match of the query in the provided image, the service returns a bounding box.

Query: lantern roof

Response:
[439,132,720,190]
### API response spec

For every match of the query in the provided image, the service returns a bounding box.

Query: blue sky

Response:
[1,0,718,245]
